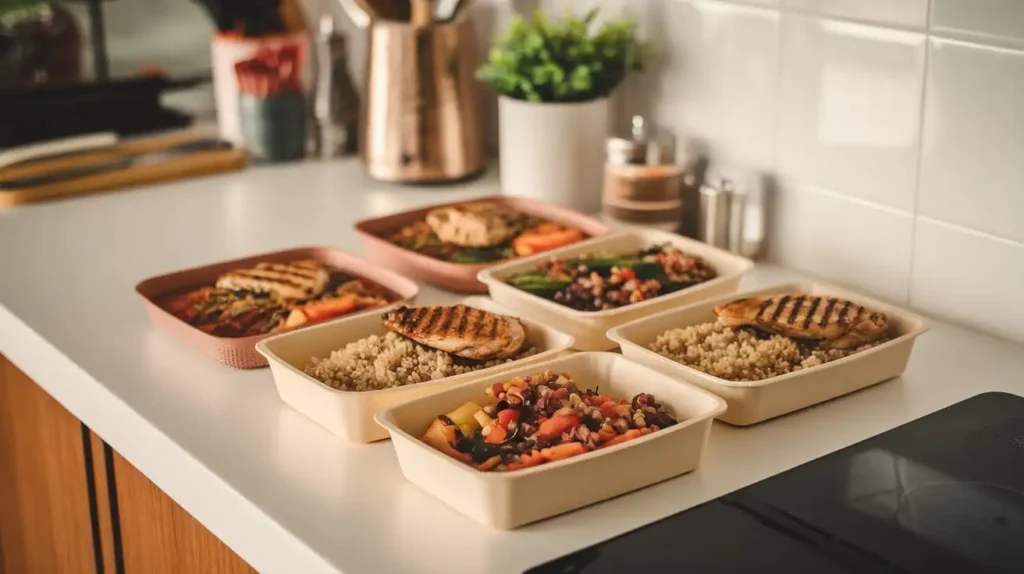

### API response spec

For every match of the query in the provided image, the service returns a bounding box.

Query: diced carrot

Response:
[485,423,508,444]
[599,400,620,418]
[489,383,505,397]
[600,428,652,449]
[299,294,359,323]
[507,450,545,471]
[513,224,585,257]
[536,413,580,441]
[497,409,520,428]
[476,455,502,471]
[540,442,588,462]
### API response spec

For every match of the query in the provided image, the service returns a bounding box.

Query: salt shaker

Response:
[699,176,755,255]
[311,15,359,158]
[603,116,683,231]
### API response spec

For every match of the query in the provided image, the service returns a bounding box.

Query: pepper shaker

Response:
[311,14,359,158]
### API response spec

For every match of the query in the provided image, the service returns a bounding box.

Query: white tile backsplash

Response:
[652,0,780,170]
[777,15,926,210]
[918,39,1024,244]
[78,0,1024,343]
[783,0,929,29]
[931,0,1024,46]
[911,218,1024,344]
[767,180,915,302]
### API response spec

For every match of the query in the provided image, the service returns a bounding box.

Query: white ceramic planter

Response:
[498,96,610,214]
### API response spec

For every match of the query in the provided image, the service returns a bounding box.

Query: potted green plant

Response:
[478,9,649,212]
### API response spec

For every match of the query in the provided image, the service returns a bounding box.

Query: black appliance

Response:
[528,392,1024,574]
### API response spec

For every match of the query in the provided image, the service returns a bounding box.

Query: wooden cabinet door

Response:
[1,354,255,574]
[110,452,256,574]
[0,356,100,574]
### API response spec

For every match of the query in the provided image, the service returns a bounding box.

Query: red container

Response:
[354,195,610,293]
[135,246,420,369]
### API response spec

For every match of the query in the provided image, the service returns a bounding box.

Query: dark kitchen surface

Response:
[528,392,1024,574]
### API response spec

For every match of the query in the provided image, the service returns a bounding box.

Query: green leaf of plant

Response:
[475,7,651,103]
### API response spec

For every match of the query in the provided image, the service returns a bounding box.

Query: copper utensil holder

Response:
[361,17,483,182]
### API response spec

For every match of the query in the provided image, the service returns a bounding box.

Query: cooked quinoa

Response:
[648,321,891,382]
[305,332,537,392]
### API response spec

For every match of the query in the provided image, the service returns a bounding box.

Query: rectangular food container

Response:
[135,246,420,370]
[375,352,726,529]
[608,281,930,426]
[354,194,610,293]
[478,229,755,351]
[256,296,575,443]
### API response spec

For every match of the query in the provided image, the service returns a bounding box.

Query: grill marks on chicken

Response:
[715,294,890,349]
[383,305,527,360]
[216,260,329,301]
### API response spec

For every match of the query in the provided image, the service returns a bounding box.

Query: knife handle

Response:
[0,133,120,171]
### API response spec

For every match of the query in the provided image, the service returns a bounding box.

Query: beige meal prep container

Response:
[478,229,754,351]
[375,352,727,529]
[608,281,930,426]
[256,296,575,443]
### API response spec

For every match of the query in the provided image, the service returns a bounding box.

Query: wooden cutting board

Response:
[0,132,247,208]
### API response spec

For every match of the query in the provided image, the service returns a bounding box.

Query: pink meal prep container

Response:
[354,195,609,293]
[135,246,420,369]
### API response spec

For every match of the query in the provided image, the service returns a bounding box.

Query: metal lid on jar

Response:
[606,115,676,166]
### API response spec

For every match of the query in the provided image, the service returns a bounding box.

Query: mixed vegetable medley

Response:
[507,244,718,311]
[421,370,679,472]
[386,201,586,264]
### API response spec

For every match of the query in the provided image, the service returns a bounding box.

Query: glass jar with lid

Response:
[603,116,684,231]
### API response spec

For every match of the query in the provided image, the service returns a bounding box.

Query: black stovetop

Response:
[528,392,1024,574]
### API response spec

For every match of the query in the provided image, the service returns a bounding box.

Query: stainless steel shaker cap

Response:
[606,115,676,166]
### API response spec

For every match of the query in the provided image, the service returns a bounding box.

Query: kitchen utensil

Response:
[354,195,609,293]
[478,229,755,351]
[609,281,929,426]
[137,246,419,370]
[0,132,245,208]
[410,0,435,26]
[312,15,360,158]
[257,296,573,442]
[434,0,466,22]
[0,132,118,170]
[358,0,409,21]
[361,15,483,182]
[0,138,233,190]
[376,352,725,528]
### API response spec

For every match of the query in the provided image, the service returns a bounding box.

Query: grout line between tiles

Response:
[694,0,929,34]
[692,0,1024,53]
[779,177,915,219]
[916,215,1024,250]
[906,0,934,307]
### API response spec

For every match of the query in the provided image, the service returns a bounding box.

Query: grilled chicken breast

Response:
[425,202,515,247]
[216,260,328,302]
[382,305,527,360]
[714,294,889,349]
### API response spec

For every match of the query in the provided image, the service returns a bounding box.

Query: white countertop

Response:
[1,160,1023,574]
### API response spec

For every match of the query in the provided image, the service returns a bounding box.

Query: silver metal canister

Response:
[699,178,735,250]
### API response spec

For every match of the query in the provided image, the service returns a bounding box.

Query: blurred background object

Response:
[0,0,83,90]
[235,44,307,162]
[199,0,310,144]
